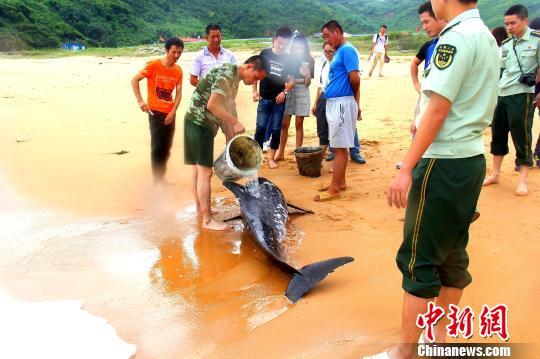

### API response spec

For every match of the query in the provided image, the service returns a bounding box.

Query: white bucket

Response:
[214,135,263,182]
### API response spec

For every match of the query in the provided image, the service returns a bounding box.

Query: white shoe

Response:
[262,140,270,153]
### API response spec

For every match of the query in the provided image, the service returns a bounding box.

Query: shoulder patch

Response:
[501,37,513,45]
[434,44,457,70]
[531,31,540,38]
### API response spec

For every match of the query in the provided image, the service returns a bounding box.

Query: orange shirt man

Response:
[131,38,183,184]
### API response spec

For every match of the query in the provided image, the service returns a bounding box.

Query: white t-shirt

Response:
[372,33,388,53]
[190,46,237,79]
[314,55,331,90]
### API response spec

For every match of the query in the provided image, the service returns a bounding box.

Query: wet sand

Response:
[1,52,539,358]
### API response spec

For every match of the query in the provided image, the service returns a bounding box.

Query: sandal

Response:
[314,191,341,202]
[318,185,346,192]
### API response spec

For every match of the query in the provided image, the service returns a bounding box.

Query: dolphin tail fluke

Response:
[284,257,354,303]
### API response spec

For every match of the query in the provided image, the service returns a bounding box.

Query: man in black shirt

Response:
[410,1,447,94]
[253,26,295,169]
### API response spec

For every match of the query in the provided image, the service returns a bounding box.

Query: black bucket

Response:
[294,146,324,178]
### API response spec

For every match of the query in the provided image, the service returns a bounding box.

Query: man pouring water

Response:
[184,56,268,231]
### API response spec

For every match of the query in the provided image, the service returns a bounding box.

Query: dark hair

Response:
[291,34,312,62]
[458,0,478,3]
[274,26,293,39]
[418,1,436,19]
[165,37,184,51]
[244,55,268,73]
[531,17,540,30]
[205,24,222,35]
[491,26,508,47]
[321,20,343,33]
[505,4,528,19]
[381,25,388,29]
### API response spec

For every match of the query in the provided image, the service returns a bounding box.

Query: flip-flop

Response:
[318,185,346,192]
[314,191,341,202]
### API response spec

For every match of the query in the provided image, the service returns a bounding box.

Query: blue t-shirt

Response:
[425,38,439,70]
[324,42,359,98]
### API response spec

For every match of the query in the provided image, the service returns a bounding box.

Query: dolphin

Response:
[224,177,354,303]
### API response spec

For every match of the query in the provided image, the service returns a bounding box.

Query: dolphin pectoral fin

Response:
[286,202,314,215]
[284,257,354,303]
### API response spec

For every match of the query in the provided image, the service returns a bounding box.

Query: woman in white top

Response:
[311,42,335,156]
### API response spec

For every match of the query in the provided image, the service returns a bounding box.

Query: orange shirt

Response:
[139,59,183,113]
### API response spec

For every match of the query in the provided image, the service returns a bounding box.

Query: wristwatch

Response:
[283,90,289,97]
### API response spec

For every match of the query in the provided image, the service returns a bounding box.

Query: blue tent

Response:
[60,42,86,51]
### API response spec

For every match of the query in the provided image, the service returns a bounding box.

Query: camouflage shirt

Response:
[185,63,239,135]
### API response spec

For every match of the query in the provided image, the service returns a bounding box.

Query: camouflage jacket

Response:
[185,63,239,135]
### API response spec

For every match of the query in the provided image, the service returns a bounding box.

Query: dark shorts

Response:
[315,95,329,146]
[396,155,485,298]
[184,119,214,168]
[490,93,535,167]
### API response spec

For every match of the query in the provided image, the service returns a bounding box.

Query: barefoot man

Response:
[315,20,361,202]
[483,4,540,196]
[252,26,294,169]
[184,56,268,231]
[131,37,184,184]
[367,0,499,357]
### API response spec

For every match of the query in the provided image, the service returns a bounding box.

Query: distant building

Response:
[60,42,86,51]
[180,36,204,43]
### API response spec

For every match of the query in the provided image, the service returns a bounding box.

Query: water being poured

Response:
[240,174,261,198]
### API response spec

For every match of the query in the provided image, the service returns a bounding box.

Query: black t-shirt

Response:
[289,56,315,80]
[258,48,293,100]
[416,40,432,62]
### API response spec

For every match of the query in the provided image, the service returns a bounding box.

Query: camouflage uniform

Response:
[184,64,239,167]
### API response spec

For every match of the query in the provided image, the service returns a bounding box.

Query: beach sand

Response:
[0,51,539,358]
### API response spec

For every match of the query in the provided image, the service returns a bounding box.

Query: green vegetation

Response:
[0,39,273,58]
[1,34,430,59]
[0,0,538,51]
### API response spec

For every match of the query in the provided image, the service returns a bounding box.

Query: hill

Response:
[0,0,538,50]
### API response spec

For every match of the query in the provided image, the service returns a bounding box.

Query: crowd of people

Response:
[131,0,539,357]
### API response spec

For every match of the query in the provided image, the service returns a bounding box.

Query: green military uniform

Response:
[397,9,499,298]
[184,64,240,167]
[491,27,540,167]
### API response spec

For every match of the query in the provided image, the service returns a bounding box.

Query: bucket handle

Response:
[227,131,255,145]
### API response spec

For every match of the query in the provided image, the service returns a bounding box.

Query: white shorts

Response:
[325,96,357,148]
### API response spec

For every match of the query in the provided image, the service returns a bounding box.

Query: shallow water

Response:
[0,178,304,357]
